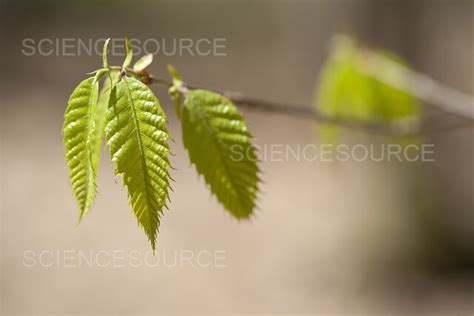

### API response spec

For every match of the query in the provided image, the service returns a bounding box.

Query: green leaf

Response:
[102,38,111,68]
[63,77,106,221]
[105,76,171,250]
[133,54,153,72]
[315,35,421,140]
[181,89,260,219]
[122,37,133,69]
[316,37,375,121]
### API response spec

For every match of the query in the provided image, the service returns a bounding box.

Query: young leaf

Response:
[317,36,421,121]
[63,77,106,221]
[105,76,171,250]
[181,89,260,218]
[133,54,153,72]
[102,38,111,68]
[315,35,421,141]
[167,64,183,85]
[122,37,133,69]
[167,64,184,118]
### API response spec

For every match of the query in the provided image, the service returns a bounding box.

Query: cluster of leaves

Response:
[315,35,421,141]
[63,35,425,249]
[63,38,260,250]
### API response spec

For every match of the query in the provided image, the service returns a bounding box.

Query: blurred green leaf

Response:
[167,64,183,86]
[181,89,260,219]
[315,35,421,141]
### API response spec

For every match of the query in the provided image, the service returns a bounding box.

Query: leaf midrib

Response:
[187,94,246,213]
[123,78,156,232]
[81,79,98,217]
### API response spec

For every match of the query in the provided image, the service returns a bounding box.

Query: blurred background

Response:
[1,0,473,314]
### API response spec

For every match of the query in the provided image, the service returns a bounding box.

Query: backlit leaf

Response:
[181,89,260,218]
[315,35,421,140]
[63,77,106,221]
[105,76,171,250]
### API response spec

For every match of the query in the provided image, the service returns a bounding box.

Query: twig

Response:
[119,66,473,137]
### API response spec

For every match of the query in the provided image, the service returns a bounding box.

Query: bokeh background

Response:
[1,0,473,314]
